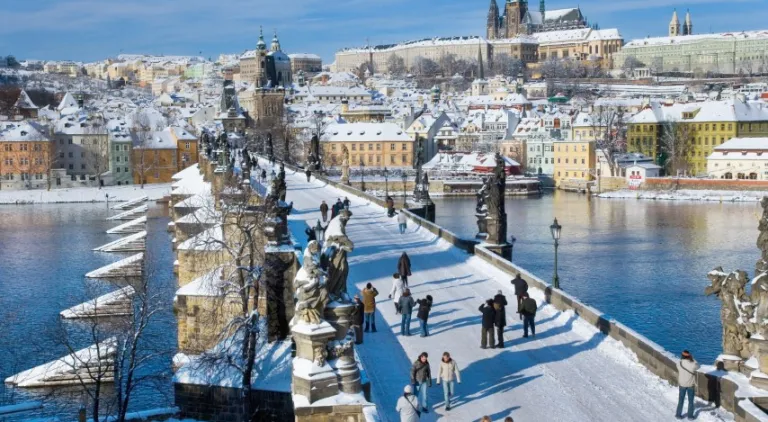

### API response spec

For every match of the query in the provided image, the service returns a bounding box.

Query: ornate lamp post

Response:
[509,235,517,262]
[550,218,562,289]
[314,220,326,247]
[384,167,389,197]
[360,159,366,192]
[401,172,408,208]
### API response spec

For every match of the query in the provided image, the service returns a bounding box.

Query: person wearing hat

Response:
[493,290,508,348]
[395,384,421,421]
[676,350,700,419]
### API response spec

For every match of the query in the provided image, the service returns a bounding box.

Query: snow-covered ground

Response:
[599,188,768,202]
[0,184,171,204]
[275,161,734,422]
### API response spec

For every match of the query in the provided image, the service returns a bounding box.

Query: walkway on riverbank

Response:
[277,164,733,422]
[0,183,170,204]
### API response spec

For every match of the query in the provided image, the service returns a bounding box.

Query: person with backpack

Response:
[676,350,701,419]
[398,289,416,336]
[416,295,433,337]
[520,292,537,338]
[389,273,406,315]
[362,283,379,332]
[410,352,432,413]
[398,252,412,286]
[493,290,508,348]
[396,384,421,422]
[511,274,528,320]
[479,299,496,349]
[436,352,461,411]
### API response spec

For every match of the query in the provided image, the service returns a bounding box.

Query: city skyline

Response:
[0,0,762,63]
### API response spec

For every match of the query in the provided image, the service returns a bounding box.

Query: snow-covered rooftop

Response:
[321,122,410,142]
[0,121,49,142]
[624,30,768,48]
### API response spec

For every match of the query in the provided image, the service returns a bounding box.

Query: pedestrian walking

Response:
[305,168,312,182]
[511,274,528,320]
[386,196,395,217]
[520,292,537,338]
[343,196,351,209]
[398,252,412,286]
[416,295,432,337]
[320,200,329,222]
[352,295,364,344]
[493,290,508,348]
[479,299,496,349]
[676,350,700,420]
[331,199,341,219]
[410,352,432,413]
[398,289,416,336]
[436,352,461,411]
[389,273,406,314]
[397,211,408,234]
[396,385,421,422]
[362,283,379,332]
[260,169,267,182]
[270,169,276,179]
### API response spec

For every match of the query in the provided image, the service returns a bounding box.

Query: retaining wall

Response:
[643,178,768,191]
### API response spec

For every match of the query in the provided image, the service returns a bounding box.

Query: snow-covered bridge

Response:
[276,164,731,422]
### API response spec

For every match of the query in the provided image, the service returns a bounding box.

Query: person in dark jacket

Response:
[493,290,508,348]
[386,196,395,217]
[520,292,537,338]
[416,295,433,337]
[331,198,341,219]
[410,352,432,413]
[305,168,312,182]
[351,295,364,344]
[479,299,496,349]
[511,274,528,320]
[343,197,351,209]
[260,169,267,182]
[304,226,316,243]
[398,289,416,336]
[320,200,329,222]
[398,252,412,286]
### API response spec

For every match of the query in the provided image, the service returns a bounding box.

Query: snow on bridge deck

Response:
[273,161,733,422]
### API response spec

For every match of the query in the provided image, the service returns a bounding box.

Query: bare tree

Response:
[660,121,693,176]
[130,110,160,188]
[490,54,524,77]
[411,56,440,78]
[622,56,645,78]
[591,107,627,177]
[84,115,110,188]
[386,54,406,77]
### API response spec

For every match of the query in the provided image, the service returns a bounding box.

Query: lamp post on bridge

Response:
[401,172,408,208]
[360,160,366,192]
[384,167,389,197]
[550,218,562,289]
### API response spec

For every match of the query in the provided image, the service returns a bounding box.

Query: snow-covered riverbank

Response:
[598,188,768,202]
[0,184,171,204]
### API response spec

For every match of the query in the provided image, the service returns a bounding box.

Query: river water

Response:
[432,191,761,364]
[0,204,175,419]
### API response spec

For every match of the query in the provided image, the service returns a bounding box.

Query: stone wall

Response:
[174,294,243,354]
[596,176,628,193]
[643,178,768,191]
[177,249,227,287]
[175,382,294,422]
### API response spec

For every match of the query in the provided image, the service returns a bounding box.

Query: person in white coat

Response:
[397,211,408,234]
[396,384,421,422]
[676,350,700,419]
[389,273,406,314]
[436,352,461,411]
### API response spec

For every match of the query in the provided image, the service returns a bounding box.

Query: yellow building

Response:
[321,122,413,168]
[132,127,198,184]
[627,98,768,175]
[553,140,596,187]
[0,121,53,190]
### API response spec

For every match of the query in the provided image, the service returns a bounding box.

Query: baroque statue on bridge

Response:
[322,209,355,302]
[292,241,328,325]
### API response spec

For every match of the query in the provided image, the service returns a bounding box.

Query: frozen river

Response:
[0,203,175,418]
[431,191,761,364]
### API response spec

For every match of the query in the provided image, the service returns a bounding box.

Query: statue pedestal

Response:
[485,242,512,261]
[716,354,744,372]
[330,353,362,394]
[749,338,768,389]
[291,322,340,403]
[324,301,355,341]
[475,213,488,239]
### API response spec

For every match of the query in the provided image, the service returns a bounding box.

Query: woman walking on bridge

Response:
[436,352,461,411]
[398,252,412,286]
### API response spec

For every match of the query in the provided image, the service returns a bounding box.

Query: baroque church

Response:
[486,0,587,39]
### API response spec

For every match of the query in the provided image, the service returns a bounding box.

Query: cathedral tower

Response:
[669,9,680,37]
[487,0,500,40]
[504,0,527,38]
[683,9,693,36]
[540,0,545,24]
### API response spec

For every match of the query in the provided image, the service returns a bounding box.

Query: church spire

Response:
[486,0,500,40]
[257,26,266,51]
[669,9,680,37]
[270,29,281,52]
[478,43,485,80]
[540,0,545,22]
[683,9,693,36]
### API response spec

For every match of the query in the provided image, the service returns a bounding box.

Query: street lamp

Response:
[401,172,408,208]
[314,220,326,246]
[360,160,366,192]
[509,235,517,262]
[384,167,389,197]
[550,218,562,289]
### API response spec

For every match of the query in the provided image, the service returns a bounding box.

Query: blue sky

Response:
[0,0,763,64]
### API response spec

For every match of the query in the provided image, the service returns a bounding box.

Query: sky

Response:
[0,0,764,64]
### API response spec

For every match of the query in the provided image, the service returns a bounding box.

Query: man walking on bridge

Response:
[493,290,508,348]
[479,299,496,349]
[511,274,528,320]
[520,293,537,338]
[320,200,329,222]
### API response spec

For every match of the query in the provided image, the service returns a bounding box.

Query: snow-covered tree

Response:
[386,54,406,77]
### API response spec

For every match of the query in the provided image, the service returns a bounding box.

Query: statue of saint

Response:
[292,241,329,325]
[322,210,355,302]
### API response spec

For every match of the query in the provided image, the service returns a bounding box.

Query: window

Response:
[557,158,561,163]
[351,144,356,151]
[68,152,73,158]
[34,158,42,165]
[402,154,407,163]
[68,164,73,170]
[185,142,190,149]
[81,164,85,170]
[368,144,373,151]
[20,144,28,151]
[81,152,85,158]
[391,143,395,151]
[376,144,381,151]
[117,167,121,173]
[581,158,585,164]
[68,139,73,144]
[124,167,129,173]
[390,155,395,164]
[33,144,41,151]
[59,152,64,158]
[402,144,407,150]
[565,158,569,164]
[20,158,28,165]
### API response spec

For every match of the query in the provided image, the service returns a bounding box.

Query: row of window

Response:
[3,157,41,165]
[2,173,44,180]
[557,171,588,178]
[556,145,588,152]
[3,143,42,151]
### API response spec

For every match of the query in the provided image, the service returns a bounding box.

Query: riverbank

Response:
[598,188,768,202]
[0,184,171,204]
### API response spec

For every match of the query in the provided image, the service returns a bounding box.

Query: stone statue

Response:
[341,146,350,184]
[322,209,355,302]
[292,241,329,325]
[266,133,274,164]
[485,153,507,245]
[705,268,753,360]
[475,179,488,238]
[309,134,322,172]
[276,163,287,202]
